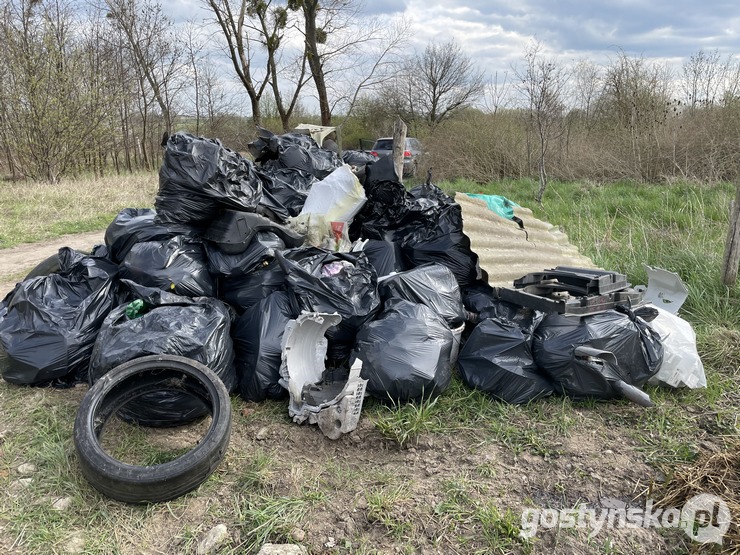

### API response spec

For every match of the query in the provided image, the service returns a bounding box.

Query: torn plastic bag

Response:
[155,133,262,226]
[205,232,285,277]
[104,208,196,263]
[0,248,119,385]
[354,300,453,403]
[457,317,553,404]
[203,210,303,256]
[220,259,286,314]
[277,247,380,364]
[88,281,236,426]
[120,235,214,298]
[232,290,295,402]
[646,305,706,388]
[355,239,404,277]
[532,307,663,402]
[378,263,466,328]
[279,312,367,439]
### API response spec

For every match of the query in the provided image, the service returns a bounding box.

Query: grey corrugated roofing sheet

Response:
[456,193,598,287]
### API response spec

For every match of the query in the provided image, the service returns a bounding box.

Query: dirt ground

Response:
[0,231,104,297]
[0,233,730,555]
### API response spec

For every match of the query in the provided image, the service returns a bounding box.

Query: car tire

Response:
[73,355,232,504]
[24,254,61,280]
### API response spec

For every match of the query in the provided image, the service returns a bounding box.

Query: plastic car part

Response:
[73,355,232,503]
[204,210,305,254]
[279,312,367,440]
[638,265,689,314]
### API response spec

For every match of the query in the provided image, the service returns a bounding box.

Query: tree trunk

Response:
[721,180,740,286]
[392,118,407,183]
[303,0,331,126]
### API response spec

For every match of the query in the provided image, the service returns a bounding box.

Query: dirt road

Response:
[0,231,104,297]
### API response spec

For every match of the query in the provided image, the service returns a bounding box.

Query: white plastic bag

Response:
[647,305,706,389]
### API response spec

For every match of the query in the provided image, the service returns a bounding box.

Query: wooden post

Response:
[721,180,740,286]
[392,118,407,183]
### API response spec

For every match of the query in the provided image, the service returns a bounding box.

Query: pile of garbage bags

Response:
[0,130,706,431]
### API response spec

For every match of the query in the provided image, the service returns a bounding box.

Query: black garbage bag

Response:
[232,290,296,402]
[342,150,377,166]
[458,317,553,404]
[0,248,119,385]
[532,307,664,401]
[105,208,196,263]
[88,281,236,426]
[399,184,484,288]
[155,132,262,226]
[205,232,285,277]
[277,247,380,364]
[120,235,214,298]
[359,239,404,277]
[349,156,411,241]
[220,259,286,314]
[256,166,315,219]
[354,300,453,403]
[379,263,466,328]
[249,128,342,180]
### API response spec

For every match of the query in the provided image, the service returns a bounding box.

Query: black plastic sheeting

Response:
[120,235,214,298]
[354,300,453,403]
[248,127,342,180]
[360,239,404,277]
[88,281,236,426]
[379,263,466,328]
[105,208,195,263]
[220,259,286,314]
[0,248,119,385]
[457,317,553,404]
[232,290,296,402]
[532,307,664,400]
[277,247,380,364]
[155,133,262,226]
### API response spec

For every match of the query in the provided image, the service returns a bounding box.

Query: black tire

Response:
[73,355,232,504]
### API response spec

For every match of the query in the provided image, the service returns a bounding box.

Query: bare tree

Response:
[104,0,182,135]
[289,0,407,126]
[681,49,728,111]
[514,41,570,204]
[0,0,114,182]
[383,39,485,131]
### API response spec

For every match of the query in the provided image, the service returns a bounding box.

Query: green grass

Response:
[0,172,157,248]
[0,176,738,554]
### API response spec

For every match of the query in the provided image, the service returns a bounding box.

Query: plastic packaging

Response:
[646,305,706,388]
[378,263,466,328]
[89,281,236,426]
[0,248,119,385]
[458,317,553,404]
[120,235,214,298]
[232,290,295,402]
[354,300,453,403]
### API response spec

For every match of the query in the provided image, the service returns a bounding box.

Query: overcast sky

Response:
[166,0,740,110]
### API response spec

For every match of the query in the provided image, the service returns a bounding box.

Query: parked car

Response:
[370,137,423,177]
